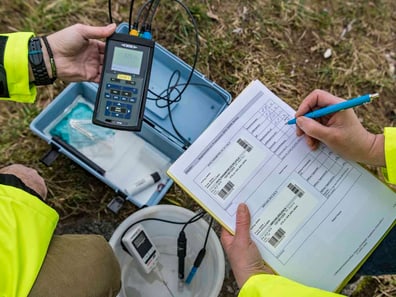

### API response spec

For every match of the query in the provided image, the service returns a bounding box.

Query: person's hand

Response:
[47,23,116,83]
[0,164,47,199]
[221,203,273,288]
[295,89,385,166]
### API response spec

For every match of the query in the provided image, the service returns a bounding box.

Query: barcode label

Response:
[218,181,235,199]
[269,228,286,247]
[237,138,252,152]
[287,183,304,198]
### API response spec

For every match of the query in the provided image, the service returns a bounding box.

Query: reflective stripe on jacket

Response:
[0,32,36,102]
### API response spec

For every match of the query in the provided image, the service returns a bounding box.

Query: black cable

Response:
[136,0,151,24]
[165,70,191,147]
[203,216,213,248]
[120,211,205,278]
[119,210,205,282]
[147,0,161,27]
[108,0,113,24]
[160,0,200,103]
[145,0,200,147]
[177,210,207,280]
[141,0,154,29]
[148,82,230,107]
[181,207,206,233]
[107,0,208,148]
[120,210,205,250]
[177,214,214,281]
[128,0,136,32]
[185,216,213,284]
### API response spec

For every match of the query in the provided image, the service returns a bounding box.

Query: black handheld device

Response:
[93,33,154,131]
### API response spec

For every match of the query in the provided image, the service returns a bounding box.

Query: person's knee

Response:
[29,234,121,297]
[0,164,47,199]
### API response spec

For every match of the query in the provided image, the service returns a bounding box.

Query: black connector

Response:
[177,230,187,279]
[193,248,206,267]
[185,248,206,284]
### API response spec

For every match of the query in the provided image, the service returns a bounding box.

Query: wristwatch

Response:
[28,37,55,85]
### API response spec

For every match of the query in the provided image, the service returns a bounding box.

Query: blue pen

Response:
[286,93,379,125]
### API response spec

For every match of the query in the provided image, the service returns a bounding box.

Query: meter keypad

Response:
[103,78,139,120]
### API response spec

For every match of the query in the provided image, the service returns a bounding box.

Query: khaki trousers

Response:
[28,234,121,297]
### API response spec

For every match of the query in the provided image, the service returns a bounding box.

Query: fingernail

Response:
[238,203,248,214]
[296,117,305,131]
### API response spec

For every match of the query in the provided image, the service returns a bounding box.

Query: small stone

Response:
[232,28,243,34]
[324,48,332,59]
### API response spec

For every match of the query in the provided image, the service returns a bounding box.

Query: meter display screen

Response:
[132,230,153,257]
[111,47,143,75]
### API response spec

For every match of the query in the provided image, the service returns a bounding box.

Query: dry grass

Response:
[1,0,395,296]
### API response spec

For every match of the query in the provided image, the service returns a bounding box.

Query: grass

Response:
[1,0,395,296]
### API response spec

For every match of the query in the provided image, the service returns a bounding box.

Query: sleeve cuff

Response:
[383,127,396,184]
[2,32,37,103]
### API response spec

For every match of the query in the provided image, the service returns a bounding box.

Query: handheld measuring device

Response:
[122,223,159,273]
[93,33,154,131]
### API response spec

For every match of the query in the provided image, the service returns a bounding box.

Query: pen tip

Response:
[371,93,379,99]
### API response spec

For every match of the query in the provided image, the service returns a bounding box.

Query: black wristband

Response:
[28,37,55,85]
[41,35,57,81]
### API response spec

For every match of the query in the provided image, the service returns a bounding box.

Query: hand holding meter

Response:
[93,33,154,131]
[122,223,159,274]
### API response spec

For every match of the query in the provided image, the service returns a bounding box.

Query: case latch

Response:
[40,144,60,166]
[107,195,126,214]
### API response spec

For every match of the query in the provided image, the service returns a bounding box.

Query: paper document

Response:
[168,80,396,292]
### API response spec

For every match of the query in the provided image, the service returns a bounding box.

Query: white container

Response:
[109,205,225,297]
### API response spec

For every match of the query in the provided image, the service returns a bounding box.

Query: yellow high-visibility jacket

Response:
[0,32,37,102]
[0,32,58,297]
[239,128,396,296]
[384,127,396,184]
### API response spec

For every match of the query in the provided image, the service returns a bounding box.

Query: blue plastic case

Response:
[30,24,231,208]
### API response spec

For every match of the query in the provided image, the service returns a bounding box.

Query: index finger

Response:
[295,89,345,117]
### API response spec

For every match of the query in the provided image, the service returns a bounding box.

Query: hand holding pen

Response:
[287,93,378,125]
[292,89,385,167]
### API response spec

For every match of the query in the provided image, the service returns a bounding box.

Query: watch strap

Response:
[28,37,55,85]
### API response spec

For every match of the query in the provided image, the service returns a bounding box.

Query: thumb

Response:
[296,116,329,143]
[80,23,116,40]
[235,203,251,242]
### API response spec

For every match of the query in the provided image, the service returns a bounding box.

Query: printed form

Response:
[168,80,396,291]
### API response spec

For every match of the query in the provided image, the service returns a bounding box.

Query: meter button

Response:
[117,74,132,81]
[121,91,132,97]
